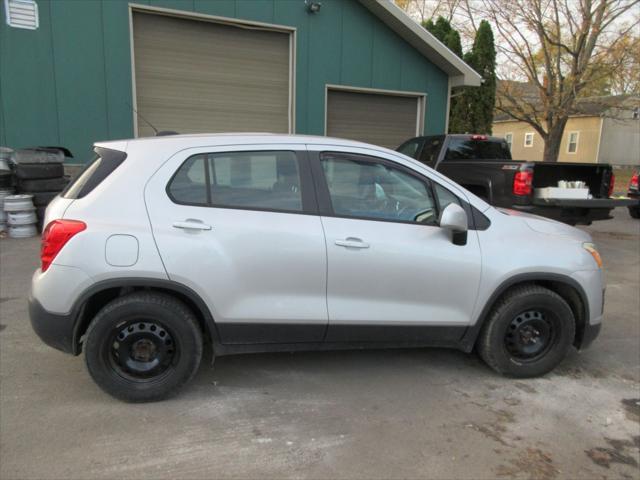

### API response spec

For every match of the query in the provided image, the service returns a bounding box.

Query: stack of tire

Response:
[13,148,69,232]
[0,147,15,234]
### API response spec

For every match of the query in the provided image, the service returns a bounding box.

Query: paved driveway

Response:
[1,208,638,479]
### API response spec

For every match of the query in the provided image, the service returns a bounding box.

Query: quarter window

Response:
[567,131,579,154]
[168,151,303,212]
[320,153,438,225]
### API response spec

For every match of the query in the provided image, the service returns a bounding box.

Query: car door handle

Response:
[335,237,370,249]
[172,220,212,231]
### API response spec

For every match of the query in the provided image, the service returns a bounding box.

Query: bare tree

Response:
[472,0,639,161]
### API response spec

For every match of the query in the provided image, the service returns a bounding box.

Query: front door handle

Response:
[335,237,370,249]
[172,220,212,231]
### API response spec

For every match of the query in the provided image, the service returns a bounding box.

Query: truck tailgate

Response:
[533,197,639,208]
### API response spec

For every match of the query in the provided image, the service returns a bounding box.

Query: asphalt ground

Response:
[1,207,638,479]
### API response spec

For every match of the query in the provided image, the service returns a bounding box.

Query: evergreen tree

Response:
[467,20,497,134]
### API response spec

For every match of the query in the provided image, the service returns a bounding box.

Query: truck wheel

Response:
[84,292,203,402]
[477,285,575,378]
[629,207,640,219]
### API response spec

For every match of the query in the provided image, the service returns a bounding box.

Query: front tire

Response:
[477,285,575,378]
[84,292,203,402]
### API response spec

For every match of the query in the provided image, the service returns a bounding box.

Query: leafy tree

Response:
[466,20,497,134]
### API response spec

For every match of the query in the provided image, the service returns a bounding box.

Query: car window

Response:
[433,183,462,210]
[418,137,445,166]
[397,139,421,159]
[167,155,208,205]
[168,151,303,212]
[208,151,302,211]
[444,138,511,160]
[320,153,437,225]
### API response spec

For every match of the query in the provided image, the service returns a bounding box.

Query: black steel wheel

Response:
[85,292,203,402]
[477,285,575,378]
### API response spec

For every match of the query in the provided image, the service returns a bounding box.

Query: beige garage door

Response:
[326,89,423,149]
[132,11,291,137]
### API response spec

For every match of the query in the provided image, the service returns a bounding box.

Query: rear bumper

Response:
[28,295,76,355]
[513,198,639,224]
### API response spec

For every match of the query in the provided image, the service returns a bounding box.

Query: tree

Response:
[466,20,497,133]
[473,0,639,161]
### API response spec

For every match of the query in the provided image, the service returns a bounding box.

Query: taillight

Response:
[471,134,487,141]
[630,172,639,188]
[608,172,615,197]
[41,220,86,272]
[513,170,533,196]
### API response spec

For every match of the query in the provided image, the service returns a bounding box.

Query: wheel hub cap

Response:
[505,310,554,360]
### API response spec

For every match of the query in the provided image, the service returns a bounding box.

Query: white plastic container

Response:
[534,187,590,200]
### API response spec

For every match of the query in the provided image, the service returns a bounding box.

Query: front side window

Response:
[168,151,303,212]
[397,139,421,159]
[320,153,437,225]
[433,183,462,211]
[567,131,579,154]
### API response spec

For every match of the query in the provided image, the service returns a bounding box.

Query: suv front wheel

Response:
[477,285,575,377]
[84,292,203,402]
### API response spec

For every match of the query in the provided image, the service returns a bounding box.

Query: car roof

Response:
[94,133,384,151]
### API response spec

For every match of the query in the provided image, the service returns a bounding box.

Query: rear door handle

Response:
[335,237,370,249]
[172,220,212,231]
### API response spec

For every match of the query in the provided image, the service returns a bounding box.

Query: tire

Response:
[32,191,59,207]
[0,172,13,189]
[629,206,640,219]
[18,176,69,193]
[14,163,64,180]
[84,292,203,402]
[477,284,575,378]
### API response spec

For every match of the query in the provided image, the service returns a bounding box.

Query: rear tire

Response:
[84,292,203,402]
[14,163,64,180]
[477,285,575,378]
[18,176,69,193]
[629,206,640,219]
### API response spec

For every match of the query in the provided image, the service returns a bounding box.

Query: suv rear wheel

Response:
[84,292,203,402]
[477,285,575,377]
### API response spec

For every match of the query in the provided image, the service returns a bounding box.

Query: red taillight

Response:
[41,220,86,272]
[630,172,639,188]
[513,170,533,196]
[471,134,487,141]
[608,172,615,197]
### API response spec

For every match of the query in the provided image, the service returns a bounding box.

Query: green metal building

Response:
[0,0,479,163]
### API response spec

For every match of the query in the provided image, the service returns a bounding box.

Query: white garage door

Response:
[326,88,424,149]
[132,11,292,137]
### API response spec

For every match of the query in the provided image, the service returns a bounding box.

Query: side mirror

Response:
[440,203,468,246]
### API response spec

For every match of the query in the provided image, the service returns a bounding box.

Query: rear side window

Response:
[418,136,445,166]
[168,151,303,212]
[397,139,421,158]
[444,138,511,161]
[62,147,127,199]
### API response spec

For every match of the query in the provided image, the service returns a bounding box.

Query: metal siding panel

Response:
[193,0,236,17]
[371,19,403,90]
[0,0,59,149]
[340,1,373,87]
[273,1,308,134]
[102,0,134,140]
[50,0,109,161]
[326,90,418,148]
[425,64,447,135]
[132,11,290,136]
[147,0,195,10]
[236,0,274,23]
[307,0,343,135]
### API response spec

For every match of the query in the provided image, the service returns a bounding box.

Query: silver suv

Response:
[29,134,604,402]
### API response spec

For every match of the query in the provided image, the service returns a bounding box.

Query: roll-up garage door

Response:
[326,89,423,149]
[132,11,291,136]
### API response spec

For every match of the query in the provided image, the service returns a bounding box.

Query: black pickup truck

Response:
[397,134,638,225]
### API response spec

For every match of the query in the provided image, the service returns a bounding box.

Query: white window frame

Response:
[504,132,513,150]
[524,132,534,148]
[566,131,579,154]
